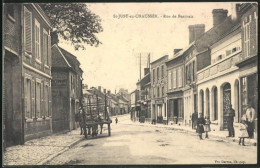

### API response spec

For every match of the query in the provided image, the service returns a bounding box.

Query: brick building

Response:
[51,45,83,132]
[3,3,53,146]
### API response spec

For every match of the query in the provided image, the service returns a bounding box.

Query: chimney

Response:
[98,86,101,92]
[108,90,111,95]
[103,89,106,94]
[174,49,182,55]
[212,9,228,27]
[144,68,149,76]
[115,89,116,94]
[188,24,205,44]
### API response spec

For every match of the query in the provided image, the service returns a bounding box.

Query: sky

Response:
[58,2,234,93]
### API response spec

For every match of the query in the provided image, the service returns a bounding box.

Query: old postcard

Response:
[2,2,258,166]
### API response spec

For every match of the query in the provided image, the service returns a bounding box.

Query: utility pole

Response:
[140,53,141,80]
[105,90,107,120]
[88,95,92,118]
[80,80,87,139]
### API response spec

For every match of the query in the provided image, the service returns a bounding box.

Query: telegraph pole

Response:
[140,53,141,80]
[80,80,87,139]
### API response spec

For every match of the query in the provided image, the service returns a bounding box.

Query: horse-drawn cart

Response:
[85,120,112,138]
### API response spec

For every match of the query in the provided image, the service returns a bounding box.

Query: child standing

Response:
[204,116,211,138]
[238,115,249,146]
[115,117,118,125]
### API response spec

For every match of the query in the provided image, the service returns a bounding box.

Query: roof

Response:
[51,44,71,68]
[58,47,82,73]
[166,42,195,63]
[150,55,168,65]
[194,15,240,52]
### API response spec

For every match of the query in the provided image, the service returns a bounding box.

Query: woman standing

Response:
[196,113,205,140]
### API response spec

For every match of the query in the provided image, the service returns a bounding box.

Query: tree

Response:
[40,3,103,50]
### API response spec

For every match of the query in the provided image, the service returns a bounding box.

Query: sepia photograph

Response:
[2,1,258,166]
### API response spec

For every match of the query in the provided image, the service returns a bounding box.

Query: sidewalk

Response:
[124,120,257,146]
[3,128,84,166]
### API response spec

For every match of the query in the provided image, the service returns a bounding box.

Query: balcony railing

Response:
[197,52,241,82]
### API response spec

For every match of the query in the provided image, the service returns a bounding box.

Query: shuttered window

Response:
[45,84,49,117]
[43,29,48,66]
[48,35,51,66]
[178,67,183,87]
[36,82,41,118]
[24,6,32,54]
[168,71,172,89]
[31,79,35,118]
[173,70,176,89]
[25,78,31,118]
[35,19,41,62]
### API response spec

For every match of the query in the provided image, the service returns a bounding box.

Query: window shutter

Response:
[24,78,28,118]
[31,79,35,118]
[48,35,51,66]
[41,82,44,118]
[24,7,32,54]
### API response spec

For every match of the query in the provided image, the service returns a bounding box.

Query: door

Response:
[223,83,231,130]
[174,99,178,124]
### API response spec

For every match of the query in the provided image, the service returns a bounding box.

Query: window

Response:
[45,85,49,117]
[178,67,183,87]
[226,50,231,56]
[168,71,172,89]
[157,86,160,97]
[192,61,195,81]
[35,19,41,62]
[36,82,41,118]
[25,78,31,118]
[255,12,258,51]
[153,69,155,83]
[218,55,222,61]
[243,15,251,57]
[162,87,164,97]
[24,6,32,55]
[161,66,164,78]
[173,69,176,88]
[157,67,159,81]
[153,87,156,98]
[43,29,49,66]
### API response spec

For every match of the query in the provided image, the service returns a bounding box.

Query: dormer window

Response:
[232,47,237,53]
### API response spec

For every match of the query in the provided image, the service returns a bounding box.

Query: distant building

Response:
[51,45,83,132]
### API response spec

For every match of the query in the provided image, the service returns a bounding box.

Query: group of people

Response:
[192,104,256,146]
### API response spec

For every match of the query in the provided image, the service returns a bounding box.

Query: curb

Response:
[124,122,257,146]
[37,137,85,165]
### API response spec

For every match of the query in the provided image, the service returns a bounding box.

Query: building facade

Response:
[236,3,258,133]
[151,55,168,124]
[197,9,242,130]
[51,45,83,132]
[166,52,184,125]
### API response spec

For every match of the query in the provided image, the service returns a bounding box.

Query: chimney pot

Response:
[98,86,101,92]
[212,9,228,27]
[188,24,205,44]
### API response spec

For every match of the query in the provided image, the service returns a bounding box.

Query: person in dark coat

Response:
[78,109,84,135]
[192,112,198,130]
[115,117,118,124]
[196,112,205,140]
[226,104,235,137]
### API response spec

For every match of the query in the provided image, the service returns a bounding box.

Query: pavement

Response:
[126,117,257,146]
[3,128,85,166]
[3,114,257,166]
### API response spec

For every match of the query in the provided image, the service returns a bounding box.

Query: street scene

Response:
[3,2,258,166]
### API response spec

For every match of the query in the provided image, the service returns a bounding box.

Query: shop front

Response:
[167,91,184,125]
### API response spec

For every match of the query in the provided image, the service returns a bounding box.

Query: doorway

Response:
[223,83,231,130]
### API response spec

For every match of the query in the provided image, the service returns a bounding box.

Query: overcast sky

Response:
[58,2,234,93]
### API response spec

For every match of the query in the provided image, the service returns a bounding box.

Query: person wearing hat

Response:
[226,104,235,137]
[245,104,256,138]
[196,112,205,140]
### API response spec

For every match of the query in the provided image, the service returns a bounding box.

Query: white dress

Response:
[237,123,249,138]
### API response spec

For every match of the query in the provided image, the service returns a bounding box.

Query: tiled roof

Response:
[58,47,81,73]
[51,45,71,68]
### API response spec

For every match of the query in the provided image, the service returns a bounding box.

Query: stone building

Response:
[166,51,184,125]
[150,55,168,124]
[197,8,243,130]
[51,45,83,132]
[3,3,53,146]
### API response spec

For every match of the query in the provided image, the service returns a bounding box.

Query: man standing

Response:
[246,104,256,138]
[192,112,198,130]
[227,104,235,137]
